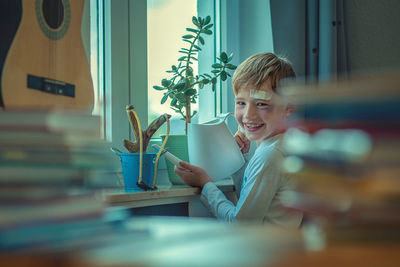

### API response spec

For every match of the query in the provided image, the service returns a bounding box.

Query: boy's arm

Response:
[200,183,238,223]
[231,159,248,198]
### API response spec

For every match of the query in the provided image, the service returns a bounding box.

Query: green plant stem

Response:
[185,96,190,134]
[184,28,201,75]
[182,25,203,133]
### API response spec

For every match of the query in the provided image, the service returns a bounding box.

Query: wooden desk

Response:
[101,179,236,216]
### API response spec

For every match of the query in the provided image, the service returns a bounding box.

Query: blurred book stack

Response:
[279,71,400,247]
[0,108,122,252]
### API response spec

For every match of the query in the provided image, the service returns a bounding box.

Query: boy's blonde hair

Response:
[232,52,296,95]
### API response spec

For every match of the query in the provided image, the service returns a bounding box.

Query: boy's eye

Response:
[236,101,245,105]
[257,102,270,107]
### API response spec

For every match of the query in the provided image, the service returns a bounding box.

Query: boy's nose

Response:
[244,105,257,119]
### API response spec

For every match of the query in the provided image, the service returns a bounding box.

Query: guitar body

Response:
[1,0,94,110]
[0,0,22,108]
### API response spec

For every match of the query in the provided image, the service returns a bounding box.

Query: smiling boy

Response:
[175,53,303,226]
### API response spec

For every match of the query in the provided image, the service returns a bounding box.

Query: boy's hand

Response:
[174,161,212,188]
[234,129,250,154]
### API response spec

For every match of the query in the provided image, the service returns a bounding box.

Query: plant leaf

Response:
[212,63,223,68]
[198,17,204,26]
[186,28,198,33]
[198,36,204,45]
[228,53,234,62]
[161,79,170,87]
[221,71,227,81]
[171,98,177,107]
[192,16,199,27]
[174,82,186,91]
[204,15,211,25]
[226,63,237,70]
[193,44,202,51]
[204,24,214,30]
[203,29,212,35]
[185,88,197,96]
[153,85,165,91]
[178,56,187,61]
[161,94,168,104]
[182,34,194,39]
[220,52,228,63]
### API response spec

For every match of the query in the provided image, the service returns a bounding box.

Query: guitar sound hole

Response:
[42,0,64,29]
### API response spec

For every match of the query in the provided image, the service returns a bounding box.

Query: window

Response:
[91,0,230,148]
[89,0,104,134]
[147,0,198,136]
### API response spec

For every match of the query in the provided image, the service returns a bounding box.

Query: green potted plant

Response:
[153,15,236,185]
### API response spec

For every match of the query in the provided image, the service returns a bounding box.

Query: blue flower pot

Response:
[119,153,157,191]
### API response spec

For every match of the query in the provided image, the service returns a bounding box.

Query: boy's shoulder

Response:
[246,137,283,173]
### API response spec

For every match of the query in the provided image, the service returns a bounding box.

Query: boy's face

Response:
[235,79,293,144]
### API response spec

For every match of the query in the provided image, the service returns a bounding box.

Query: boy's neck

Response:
[256,130,284,146]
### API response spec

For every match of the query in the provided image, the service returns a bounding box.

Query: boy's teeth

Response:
[246,124,261,128]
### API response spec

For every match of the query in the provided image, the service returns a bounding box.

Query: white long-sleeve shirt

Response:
[200,134,303,226]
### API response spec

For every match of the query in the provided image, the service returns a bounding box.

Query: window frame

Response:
[100,0,225,149]
[102,0,148,149]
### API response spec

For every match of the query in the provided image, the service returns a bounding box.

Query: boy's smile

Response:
[235,80,293,145]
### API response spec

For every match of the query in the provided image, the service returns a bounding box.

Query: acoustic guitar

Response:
[1,0,94,111]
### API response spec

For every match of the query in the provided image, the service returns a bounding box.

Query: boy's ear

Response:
[285,104,296,117]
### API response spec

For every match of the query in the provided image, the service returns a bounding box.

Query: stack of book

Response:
[0,108,122,252]
[279,70,400,247]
